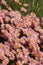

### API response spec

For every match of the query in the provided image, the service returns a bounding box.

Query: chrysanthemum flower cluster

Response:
[0,9,43,65]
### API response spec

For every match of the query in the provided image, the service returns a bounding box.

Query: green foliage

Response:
[0,0,43,18]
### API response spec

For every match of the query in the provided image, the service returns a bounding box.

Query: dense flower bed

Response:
[0,9,43,65]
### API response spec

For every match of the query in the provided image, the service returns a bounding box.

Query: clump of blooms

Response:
[0,9,43,65]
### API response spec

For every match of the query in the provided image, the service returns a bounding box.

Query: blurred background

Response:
[0,0,43,18]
